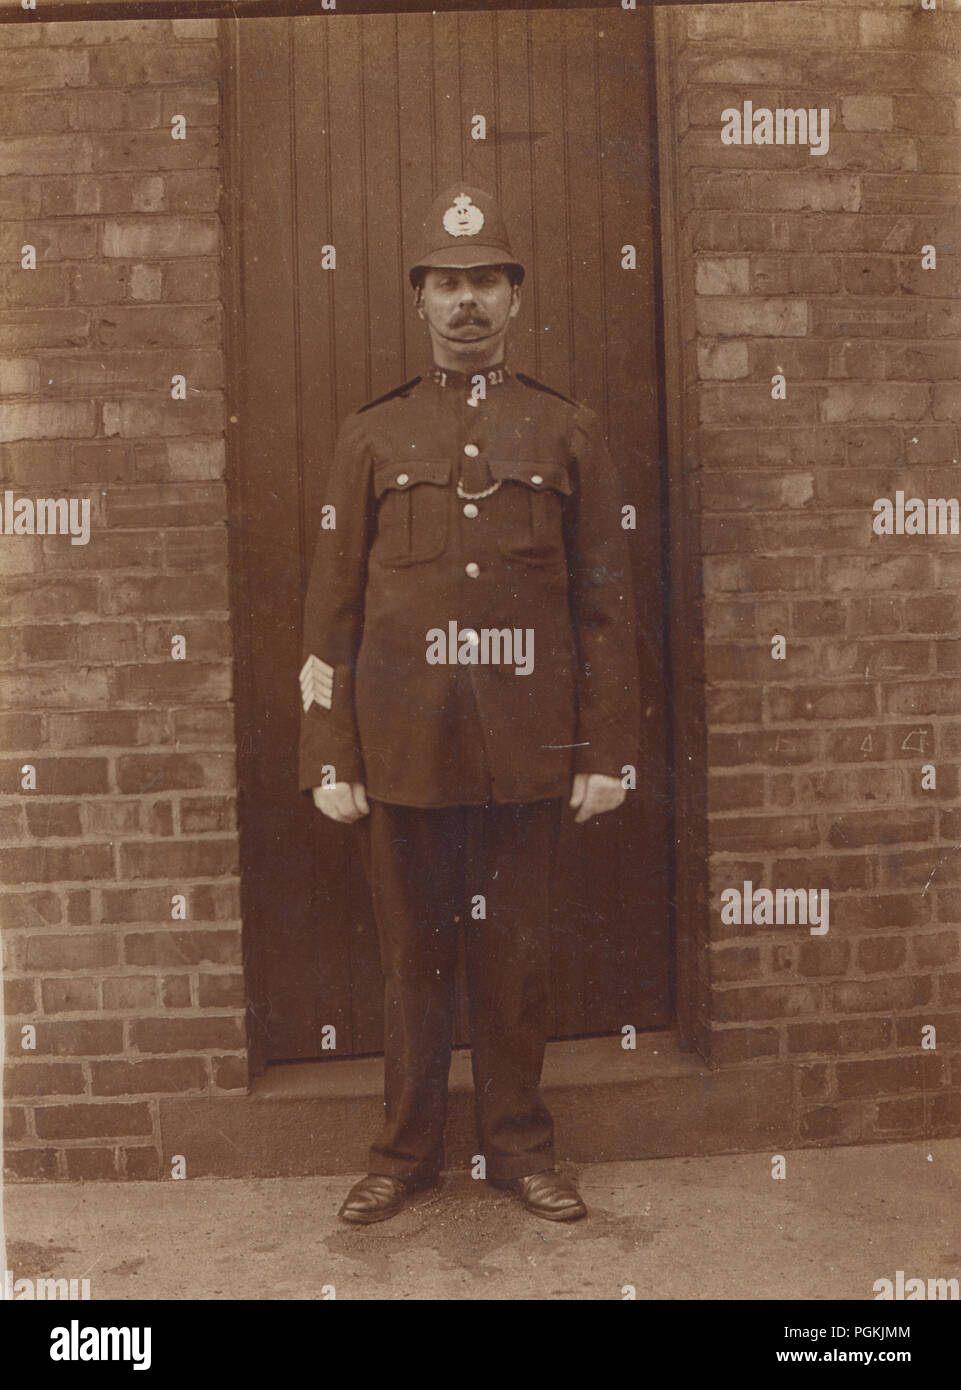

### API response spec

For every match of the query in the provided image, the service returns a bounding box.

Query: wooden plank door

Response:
[226,7,673,1066]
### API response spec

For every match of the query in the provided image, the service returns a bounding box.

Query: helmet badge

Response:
[442,193,485,238]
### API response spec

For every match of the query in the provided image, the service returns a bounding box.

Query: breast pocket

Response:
[489,459,573,566]
[372,459,451,566]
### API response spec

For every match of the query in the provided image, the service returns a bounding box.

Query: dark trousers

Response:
[358,798,561,1182]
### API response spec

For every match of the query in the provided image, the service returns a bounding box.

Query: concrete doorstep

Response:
[3,1138,959,1302]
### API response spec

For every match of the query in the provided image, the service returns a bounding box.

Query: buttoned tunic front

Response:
[298,366,641,808]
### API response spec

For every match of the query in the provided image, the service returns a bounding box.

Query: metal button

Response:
[463,444,479,458]
[463,503,479,519]
[465,562,480,579]
[396,472,409,486]
[531,473,543,486]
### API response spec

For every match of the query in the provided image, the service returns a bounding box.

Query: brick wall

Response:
[668,0,961,1141]
[0,16,245,1180]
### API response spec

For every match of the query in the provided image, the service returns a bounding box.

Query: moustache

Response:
[451,315,491,328]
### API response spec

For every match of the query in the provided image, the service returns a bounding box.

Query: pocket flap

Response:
[488,458,573,495]
[373,458,451,497]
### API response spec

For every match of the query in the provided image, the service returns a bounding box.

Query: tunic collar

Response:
[428,363,509,389]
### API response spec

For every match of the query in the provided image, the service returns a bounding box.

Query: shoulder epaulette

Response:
[356,376,422,414]
[515,372,578,407]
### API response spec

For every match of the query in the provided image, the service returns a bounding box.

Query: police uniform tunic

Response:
[299,366,641,804]
[298,362,642,1183]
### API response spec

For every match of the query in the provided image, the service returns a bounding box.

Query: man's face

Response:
[416,266,520,358]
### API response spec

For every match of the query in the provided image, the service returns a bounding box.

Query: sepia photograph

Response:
[0,0,959,1336]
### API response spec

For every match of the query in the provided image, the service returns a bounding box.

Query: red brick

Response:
[0,844,114,886]
[163,259,220,302]
[124,1146,161,1179]
[912,931,959,967]
[6,1062,85,1097]
[709,729,820,768]
[71,89,162,131]
[116,753,230,795]
[711,815,818,855]
[102,571,228,616]
[0,712,43,750]
[34,1102,152,1140]
[146,801,175,837]
[799,1103,862,1142]
[838,895,931,933]
[170,706,234,746]
[881,848,961,889]
[3,891,62,928]
[78,623,142,663]
[1,48,90,89]
[3,977,37,1013]
[47,710,167,748]
[870,1097,925,1134]
[708,1026,779,1064]
[124,929,241,967]
[90,43,219,87]
[40,974,101,1017]
[94,303,222,351]
[787,1018,893,1056]
[144,619,231,662]
[197,972,245,1008]
[857,937,909,973]
[836,1055,942,1100]
[4,1148,61,1179]
[10,1018,123,1057]
[120,839,238,880]
[101,886,182,922]
[24,934,119,973]
[67,891,92,926]
[90,1057,207,1095]
[179,795,237,834]
[21,625,79,663]
[927,1091,961,1133]
[826,977,932,1014]
[0,670,111,712]
[24,801,84,838]
[796,940,852,979]
[3,1106,27,1142]
[190,883,241,921]
[161,975,191,1007]
[715,984,819,1023]
[829,808,935,850]
[65,1148,122,1180]
[131,1016,244,1054]
[101,976,158,1011]
[895,1013,961,1048]
[707,773,764,813]
[212,1055,248,1091]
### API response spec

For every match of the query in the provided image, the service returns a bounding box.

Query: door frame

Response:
[220,8,709,1077]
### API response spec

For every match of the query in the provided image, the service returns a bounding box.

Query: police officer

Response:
[299,185,641,1224]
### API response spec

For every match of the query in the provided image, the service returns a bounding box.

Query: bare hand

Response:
[311,782,370,824]
[569,772,626,824]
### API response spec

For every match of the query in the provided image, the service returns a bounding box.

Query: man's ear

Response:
[508,284,522,319]
[413,286,425,319]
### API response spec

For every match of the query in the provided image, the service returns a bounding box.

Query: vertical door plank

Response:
[236,19,340,1060]
[328,17,371,414]
[431,14,463,185]
[529,14,573,397]
[458,11,498,193]
[396,13,437,378]
[362,15,406,401]
[493,10,537,374]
